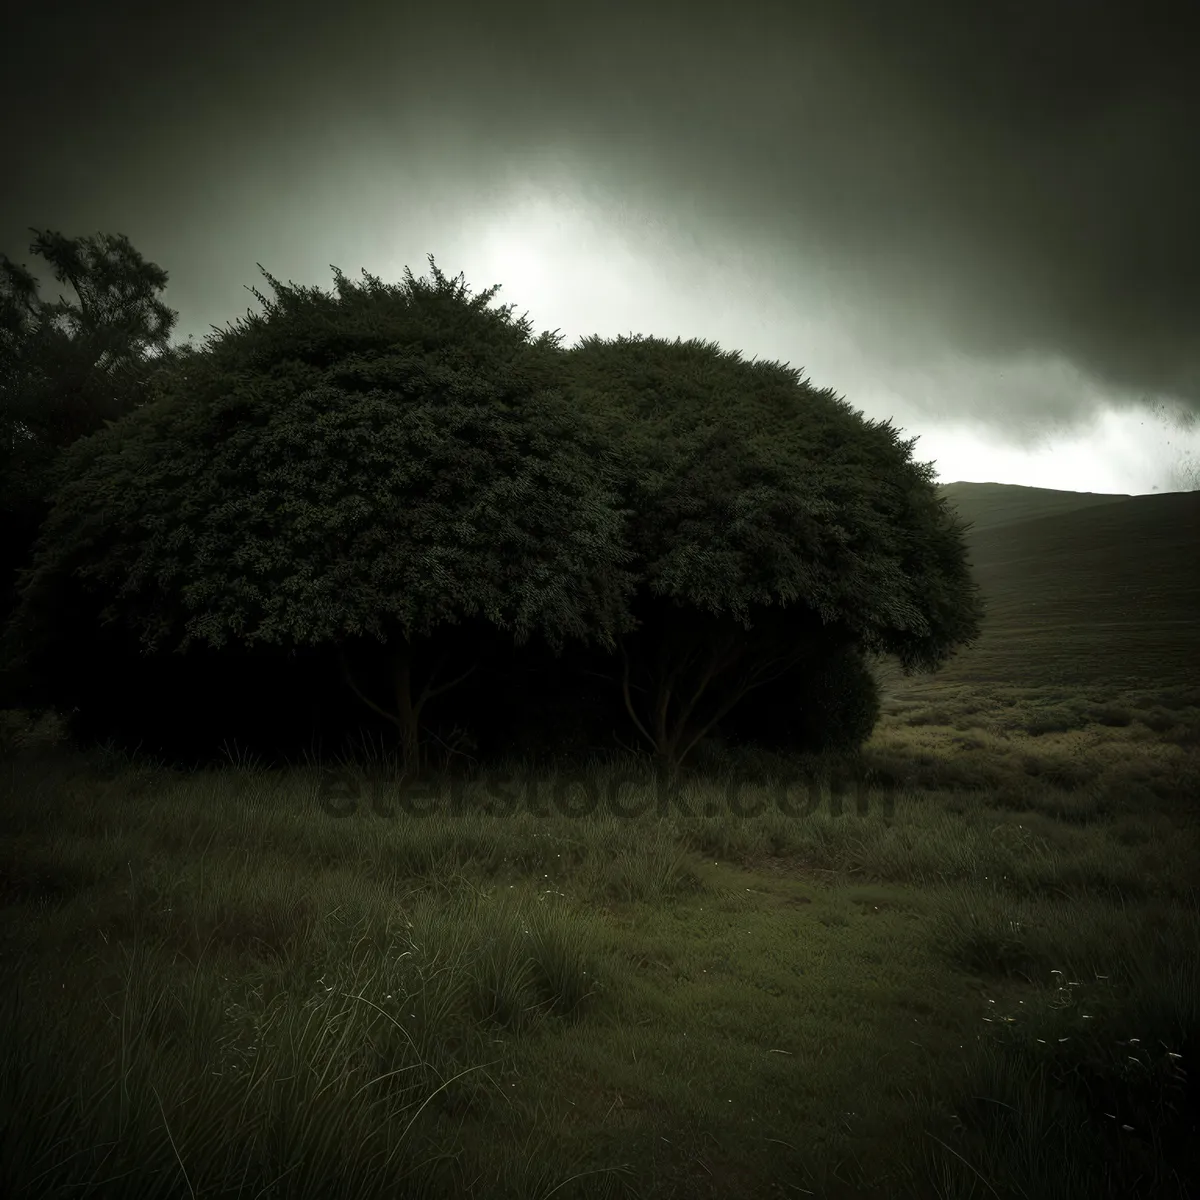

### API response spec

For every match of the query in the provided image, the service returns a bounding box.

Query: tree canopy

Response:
[557,332,980,666]
[543,333,985,767]
[1,244,984,775]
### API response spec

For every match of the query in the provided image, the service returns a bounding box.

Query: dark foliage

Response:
[1,242,985,775]
[717,638,883,754]
[1,229,184,660]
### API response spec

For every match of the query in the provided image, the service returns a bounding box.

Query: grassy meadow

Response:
[1,484,1197,1200]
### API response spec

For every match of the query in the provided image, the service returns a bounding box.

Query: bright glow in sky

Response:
[447,177,1198,496]
[891,408,1192,495]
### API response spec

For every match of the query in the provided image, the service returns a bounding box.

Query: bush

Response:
[720,641,882,755]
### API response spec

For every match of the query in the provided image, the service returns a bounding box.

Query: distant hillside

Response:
[936,481,1133,534]
[886,487,1200,691]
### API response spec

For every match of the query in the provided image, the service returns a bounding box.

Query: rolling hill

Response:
[934,481,1135,534]
[880,482,1200,693]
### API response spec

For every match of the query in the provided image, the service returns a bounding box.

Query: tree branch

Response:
[416,659,478,707]
[618,637,658,754]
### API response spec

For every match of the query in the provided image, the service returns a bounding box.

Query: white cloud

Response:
[442,175,1196,496]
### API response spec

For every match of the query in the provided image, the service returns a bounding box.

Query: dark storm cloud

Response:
[3,0,1197,432]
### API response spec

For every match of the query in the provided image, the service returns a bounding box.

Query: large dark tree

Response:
[0,256,640,774]
[542,333,986,772]
[1,247,984,779]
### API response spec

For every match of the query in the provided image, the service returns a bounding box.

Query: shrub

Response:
[720,641,882,755]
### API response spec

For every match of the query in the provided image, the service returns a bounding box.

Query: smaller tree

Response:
[1,228,178,449]
[548,333,986,775]
[1,228,182,684]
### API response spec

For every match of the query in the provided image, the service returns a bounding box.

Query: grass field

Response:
[1,485,1197,1199]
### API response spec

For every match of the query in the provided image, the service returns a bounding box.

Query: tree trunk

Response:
[338,628,478,782]
[388,635,421,776]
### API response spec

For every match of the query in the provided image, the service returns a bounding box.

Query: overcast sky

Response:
[4,0,1197,493]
